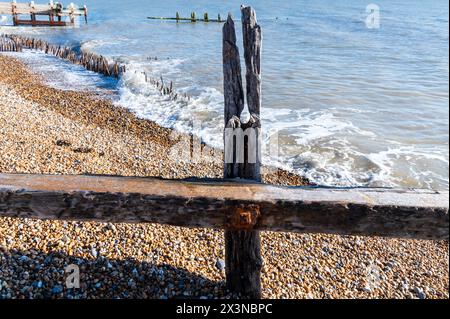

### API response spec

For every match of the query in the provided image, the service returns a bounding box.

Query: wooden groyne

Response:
[1,34,124,78]
[0,35,22,51]
[140,71,191,103]
[0,1,87,26]
[1,34,192,103]
[148,12,224,23]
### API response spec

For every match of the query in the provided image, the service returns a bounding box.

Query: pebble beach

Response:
[0,54,448,299]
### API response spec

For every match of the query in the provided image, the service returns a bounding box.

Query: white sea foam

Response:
[4,50,117,94]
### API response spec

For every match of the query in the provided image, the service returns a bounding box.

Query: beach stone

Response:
[106,223,117,232]
[56,140,71,147]
[51,285,63,295]
[32,281,43,289]
[363,285,372,293]
[414,287,426,299]
[215,259,225,271]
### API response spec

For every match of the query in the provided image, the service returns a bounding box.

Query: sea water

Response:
[1,0,448,189]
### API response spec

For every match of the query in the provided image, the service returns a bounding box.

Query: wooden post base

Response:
[225,230,262,299]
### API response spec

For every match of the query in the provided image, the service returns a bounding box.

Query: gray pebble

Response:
[414,287,426,299]
[215,259,225,271]
[51,285,63,294]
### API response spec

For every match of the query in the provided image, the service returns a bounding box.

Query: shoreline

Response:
[0,54,449,299]
[0,54,309,186]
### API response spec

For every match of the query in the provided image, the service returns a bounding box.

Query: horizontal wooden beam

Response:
[12,19,67,26]
[0,173,448,240]
[0,2,86,16]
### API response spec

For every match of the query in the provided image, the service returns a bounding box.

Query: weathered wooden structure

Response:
[0,174,448,239]
[148,12,224,23]
[0,34,21,51]
[0,1,87,26]
[1,34,190,101]
[0,6,449,299]
[223,7,263,298]
[1,34,124,78]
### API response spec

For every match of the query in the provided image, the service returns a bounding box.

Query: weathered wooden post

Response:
[83,5,88,24]
[69,2,75,25]
[12,0,18,26]
[30,1,36,26]
[223,6,263,299]
[57,2,62,22]
[49,1,55,25]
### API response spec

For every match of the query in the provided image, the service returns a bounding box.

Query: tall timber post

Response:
[223,6,263,298]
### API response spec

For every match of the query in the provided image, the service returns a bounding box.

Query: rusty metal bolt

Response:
[228,204,260,230]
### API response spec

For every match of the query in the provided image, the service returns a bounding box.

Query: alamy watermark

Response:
[365,4,380,29]
[65,264,80,289]
[167,120,280,172]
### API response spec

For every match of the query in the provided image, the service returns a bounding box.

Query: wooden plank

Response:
[13,19,67,26]
[60,9,85,16]
[0,2,85,16]
[0,173,448,240]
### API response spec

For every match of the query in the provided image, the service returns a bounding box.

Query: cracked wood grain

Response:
[1,174,447,239]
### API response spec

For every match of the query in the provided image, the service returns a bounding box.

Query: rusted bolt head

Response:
[229,204,260,230]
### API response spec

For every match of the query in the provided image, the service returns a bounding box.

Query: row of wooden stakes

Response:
[3,34,125,78]
[0,36,22,52]
[1,34,191,103]
[142,71,191,103]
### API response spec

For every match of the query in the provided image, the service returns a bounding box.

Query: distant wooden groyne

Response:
[0,1,87,26]
[148,11,225,23]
